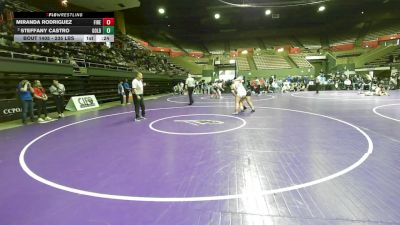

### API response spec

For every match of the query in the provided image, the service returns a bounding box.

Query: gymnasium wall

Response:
[0,57,183,122]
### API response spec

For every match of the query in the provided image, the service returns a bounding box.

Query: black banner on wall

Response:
[0,99,22,122]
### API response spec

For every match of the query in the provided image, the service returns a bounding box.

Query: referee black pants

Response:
[133,94,145,118]
[124,90,130,104]
[188,87,194,105]
[35,99,48,118]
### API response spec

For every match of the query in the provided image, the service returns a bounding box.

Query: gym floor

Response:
[1,91,399,225]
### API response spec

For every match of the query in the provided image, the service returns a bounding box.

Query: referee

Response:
[132,72,145,121]
[186,74,195,105]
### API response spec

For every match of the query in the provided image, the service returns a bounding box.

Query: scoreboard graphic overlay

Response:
[14,12,114,42]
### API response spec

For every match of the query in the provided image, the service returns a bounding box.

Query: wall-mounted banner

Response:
[0,99,22,122]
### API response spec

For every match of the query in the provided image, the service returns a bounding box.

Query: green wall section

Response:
[86,68,134,78]
[354,46,397,67]
[0,57,187,80]
[326,53,337,72]
[247,55,257,70]
[311,62,323,76]
[169,57,204,75]
[141,73,185,80]
[327,46,398,73]
[0,57,73,75]
[202,70,214,77]
[309,53,337,76]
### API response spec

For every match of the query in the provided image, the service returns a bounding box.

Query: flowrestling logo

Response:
[174,120,224,126]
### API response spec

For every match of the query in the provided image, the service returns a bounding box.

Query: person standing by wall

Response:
[17,80,35,124]
[131,72,145,121]
[179,82,184,95]
[123,78,131,104]
[49,79,66,118]
[33,80,52,122]
[117,80,125,104]
[185,74,195,105]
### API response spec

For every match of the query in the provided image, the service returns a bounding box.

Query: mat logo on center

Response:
[174,120,224,126]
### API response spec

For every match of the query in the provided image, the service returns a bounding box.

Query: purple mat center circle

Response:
[149,114,246,135]
[19,106,372,202]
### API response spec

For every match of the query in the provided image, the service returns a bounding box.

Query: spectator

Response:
[49,79,66,118]
[32,80,52,122]
[118,80,125,104]
[179,82,184,95]
[344,77,352,90]
[315,74,322,94]
[282,80,291,93]
[17,80,34,124]
[123,78,131,104]
[173,84,180,95]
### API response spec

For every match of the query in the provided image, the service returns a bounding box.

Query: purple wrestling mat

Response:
[1,91,400,225]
